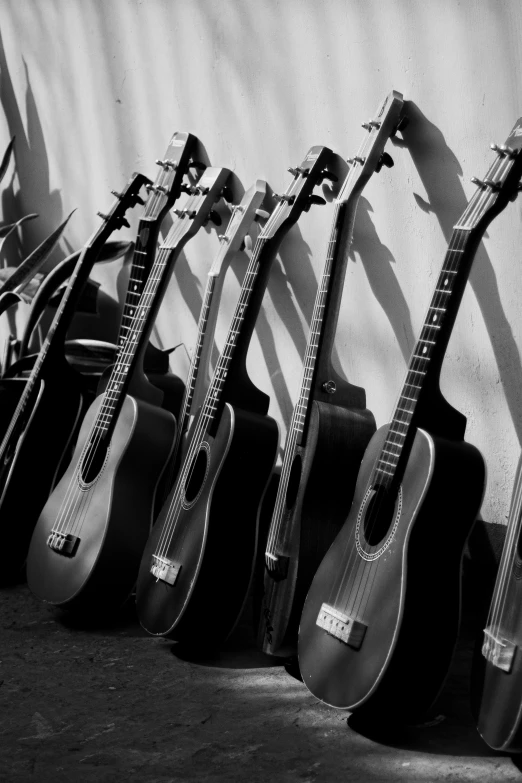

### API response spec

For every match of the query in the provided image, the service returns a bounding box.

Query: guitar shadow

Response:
[350,196,416,363]
[399,101,522,448]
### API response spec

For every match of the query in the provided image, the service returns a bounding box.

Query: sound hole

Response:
[285,454,302,510]
[80,439,109,485]
[363,484,397,546]
[184,447,209,504]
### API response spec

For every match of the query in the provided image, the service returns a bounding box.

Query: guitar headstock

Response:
[260,146,335,239]
[209,180,268,276]
[457,117,522,231]
[160,167,232,251]
[337,90,405,204]
[92,171,151,243]
[142,131,199,223]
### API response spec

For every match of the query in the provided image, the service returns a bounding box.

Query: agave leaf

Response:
[0,136,15,185]
[0,209,75,296]
[0,213,38,256]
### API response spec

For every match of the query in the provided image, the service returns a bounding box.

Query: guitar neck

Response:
[92,238,185,439]
[375,227,480,487]
[291,198,367,446]
[117,218,162,346]
[198,233,278,432]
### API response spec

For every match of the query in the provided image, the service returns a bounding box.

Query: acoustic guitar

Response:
[168,179,268,477]
[0,172,149,582]
[27,167,231,611]
[298,123,522,720]
[136,145,336,648]
[257,90,404,657]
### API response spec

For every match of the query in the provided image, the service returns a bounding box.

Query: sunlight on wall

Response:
[0,0,522,525]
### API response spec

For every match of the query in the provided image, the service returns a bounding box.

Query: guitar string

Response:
[345,166,504,622]
[47,165,182,538]
[65,177,227,541]
[51,192,189,540]
[264,129,372,561]
[323,150,508,622]
[487,456,522,641]
[152,181,300,563]
[350,153,512,624]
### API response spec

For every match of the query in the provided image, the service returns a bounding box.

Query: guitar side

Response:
[298,424,485,719]
[0,362,85,581]
[26,393,176,611]
[471,531,522,751]
[257,399,375,656]
[137,402,279,646]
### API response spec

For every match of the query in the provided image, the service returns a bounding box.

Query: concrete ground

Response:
[0,579,521,783]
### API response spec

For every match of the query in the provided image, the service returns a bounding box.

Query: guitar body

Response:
[257,400,376,656]
[26,393,176,610]
[136,402,279,646]
[298,423,485,719]
[471,529,522,751]
[0,363,85,581]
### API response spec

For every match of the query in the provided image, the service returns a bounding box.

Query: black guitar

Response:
[257,90,404,657]
[0,172,149,582]
[136,145,336,648]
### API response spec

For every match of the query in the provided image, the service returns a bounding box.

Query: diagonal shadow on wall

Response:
[0,28,63,264]
[400,102,522,448]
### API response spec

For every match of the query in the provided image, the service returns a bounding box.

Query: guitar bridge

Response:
[47,530,80,557]
[151,554,181,586]
[264,552,289,580]
[316,603,367,649]
[482,627,516,672]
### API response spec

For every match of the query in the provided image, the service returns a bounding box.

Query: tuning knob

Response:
[471,177,486,188]
[347,156,366,165]
[218,234,229,242]
[241,235,253,252]
[255,208,270,220]
[322,380,337,394]
[155,185,168,195]
[111,190,124,199]
[362,120,381,130]
[207,211,222,226]
[173,209,185,218]
[308,194,326,207]
[288,167,299,177]
[97,212,110,221]
[375,152,394,173]
[181,183,197,195]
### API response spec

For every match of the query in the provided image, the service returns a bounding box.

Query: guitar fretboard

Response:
[291,203,341,442]
[117,235,152,346]
[373,228,469,486]
[197,237,267,431]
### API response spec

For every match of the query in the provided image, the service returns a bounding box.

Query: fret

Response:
[418,338,436,345]
[383,446,400,456]
[376,465,394,477]
[134,249,148,255]
[400,395,416,402]
[429,306,446,312]
[378,456,397,468]
[404,381,421,389]
[408,369,426,376]
[412,354,430,361]
[389,427,406,437]
[396,406,413,414]
[434,288,452,294]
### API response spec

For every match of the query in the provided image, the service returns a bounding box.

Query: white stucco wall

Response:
[1,0,522,525]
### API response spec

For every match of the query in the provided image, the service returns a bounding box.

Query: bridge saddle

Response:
[316,603,367,649]
[47,529,80,557]
[151,554,181,586]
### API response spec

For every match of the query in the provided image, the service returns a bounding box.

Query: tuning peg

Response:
[220,186,233,202]
[111,190,124,199]
[241,235,253,252]
[273,194,295,204]
[471,177,486,188]
[375,152,394,173]
[347,156,366,165]
[218,234,229,243]
[288,167,299,177]
[501,145,517,158]
[154,185,168,195]
[97,212,110,221]
[255,208,270,221]
[484,178,501,190]
[198,185,210,195]
[173,209,185,218]
[362,120,381,131]
[181,183,197,195]
[321,171,338,183]
[206,210,222,226]
[190,161,206,171]
[155,158,176,169]
[308,195,326,207]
